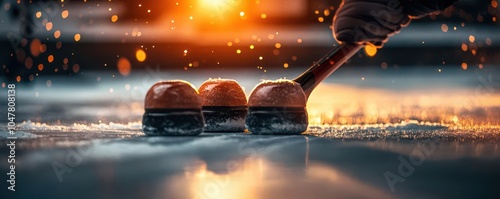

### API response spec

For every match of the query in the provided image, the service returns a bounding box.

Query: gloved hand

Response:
[333,0,457,47]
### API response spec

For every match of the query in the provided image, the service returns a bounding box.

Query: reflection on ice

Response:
[6,134,499,199]
[307,83,500,126]
[161,158,395,199]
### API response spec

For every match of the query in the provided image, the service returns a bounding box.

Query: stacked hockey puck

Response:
[142,80,205,136]
[199,79,247,132]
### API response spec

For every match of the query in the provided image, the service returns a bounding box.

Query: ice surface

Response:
[18,120,142,132]
[1,71,499,198]
[0,130,38,138]
[2,128,499,199]
[4,119,499,141]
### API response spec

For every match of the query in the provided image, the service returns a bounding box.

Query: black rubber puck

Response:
[246,107,308,135]
[142,108,204,136]
[202,106,247,132]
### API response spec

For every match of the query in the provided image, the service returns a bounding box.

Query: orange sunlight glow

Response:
[195,0,247,27]
[307,83,500,127]
[199,0,234,11]
[157,157,395,199]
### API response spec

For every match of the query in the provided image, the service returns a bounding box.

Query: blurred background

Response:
[1,0,499,78]
[0,0,499,126]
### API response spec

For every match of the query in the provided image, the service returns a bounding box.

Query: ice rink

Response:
[1,69,500,198]
[1,0,500,198]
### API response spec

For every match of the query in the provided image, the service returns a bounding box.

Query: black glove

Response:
[333,0,457,47]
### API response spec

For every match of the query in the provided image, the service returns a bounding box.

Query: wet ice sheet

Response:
[1,132,499,199]
[2,68,500,126]
[3,119,499,141]
[1,121,499,198]
[1,69,500,198]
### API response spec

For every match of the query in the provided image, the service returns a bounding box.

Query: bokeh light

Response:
[61,10,69,18]
[111,15,118,22]
[136,49,147,62]
[364,43,377,57]
[441,24,449,32]
[469,35,475,42]
[54,30,61,39]
[30,39,41,57]
[25,57,33,69]
[74,34,81,42]
[117,57,132,76]
[45,22,53,31]
[72,64,80,73]
[48,55,54,63]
